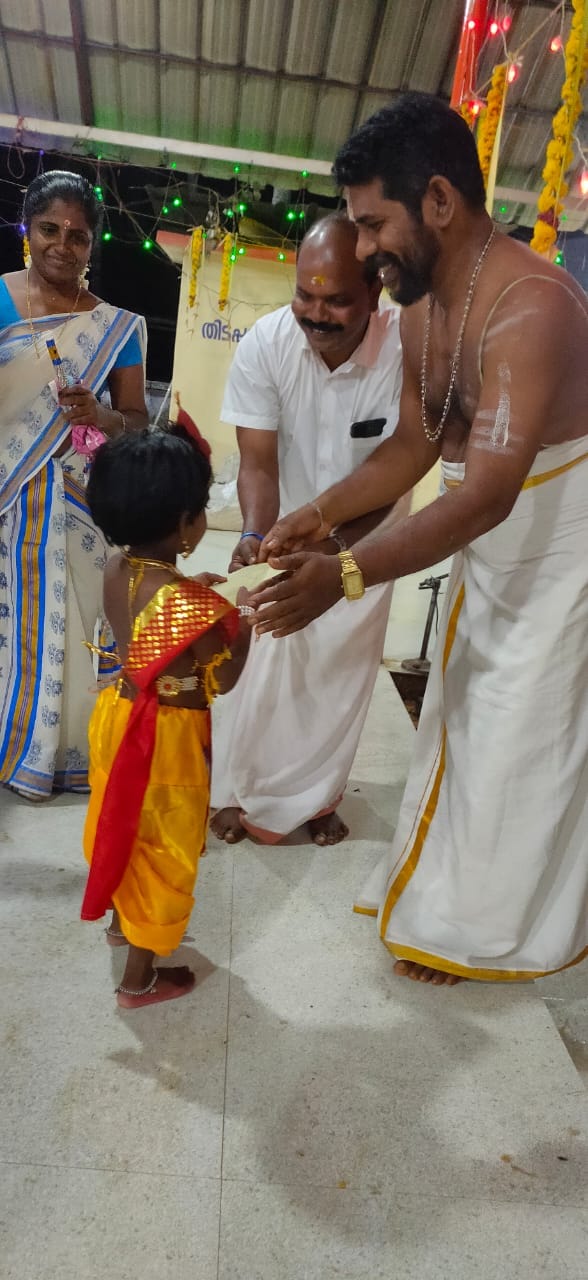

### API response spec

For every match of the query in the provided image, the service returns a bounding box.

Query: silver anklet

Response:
[115,971,158,997]
[104,926,126,939]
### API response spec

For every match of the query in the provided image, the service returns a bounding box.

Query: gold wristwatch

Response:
[338,549,365,601]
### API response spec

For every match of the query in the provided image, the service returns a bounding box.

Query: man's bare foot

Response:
[308,810,349,846]
[116,965,195,1009]
[211,807,248,843]
[393,959,463,987]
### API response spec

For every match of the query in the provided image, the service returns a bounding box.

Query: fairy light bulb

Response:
[467,19,476,30]
[580,170,588,197]
[489,20,499,36]
[507,63,519,84]
[471,101,482,118]
[550,35,563,54]
[502,14,512,32]
[143,238,153,251]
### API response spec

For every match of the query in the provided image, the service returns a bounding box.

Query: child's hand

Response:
[193,572,227,588]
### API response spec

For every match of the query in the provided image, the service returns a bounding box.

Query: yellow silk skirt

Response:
[83,686,211,955]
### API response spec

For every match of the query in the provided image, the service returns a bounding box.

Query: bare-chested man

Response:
[250,92,588,987]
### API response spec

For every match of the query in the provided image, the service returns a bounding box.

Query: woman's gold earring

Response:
[79,265,90,287]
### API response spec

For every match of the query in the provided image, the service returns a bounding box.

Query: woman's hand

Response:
[249,551,343,637]
[58,384,103,428]
[258,504,330,562]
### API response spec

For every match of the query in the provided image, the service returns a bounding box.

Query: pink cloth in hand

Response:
[71,426,107,457]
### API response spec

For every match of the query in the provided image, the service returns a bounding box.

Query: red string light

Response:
[507,63,519,84]
[467,19,476,30]
[489,20,499,36]
[580,170,588,197]
[502,14,512,32]
[550,35,563,54]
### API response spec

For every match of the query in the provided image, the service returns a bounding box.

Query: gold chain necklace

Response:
[123,553,182,631]
[420,227,495,444]
[25,267,83,362]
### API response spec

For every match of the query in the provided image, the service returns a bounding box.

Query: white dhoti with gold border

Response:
[355,437,588,981]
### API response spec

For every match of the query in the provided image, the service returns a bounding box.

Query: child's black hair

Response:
[87,426,212,547]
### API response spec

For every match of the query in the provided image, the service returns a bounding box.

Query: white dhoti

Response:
[212,582,392,840]
[356,437,588,980]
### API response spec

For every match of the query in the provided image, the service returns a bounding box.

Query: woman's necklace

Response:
[420,227,495,444]
[25,267,83,361]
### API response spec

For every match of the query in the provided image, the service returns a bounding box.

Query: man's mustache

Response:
[300,319,344,333]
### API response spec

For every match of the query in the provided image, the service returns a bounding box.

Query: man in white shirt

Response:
[211,214,403,846]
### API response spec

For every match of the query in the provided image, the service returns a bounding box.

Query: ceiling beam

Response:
[68,0,95,126]
[1,109,583,211]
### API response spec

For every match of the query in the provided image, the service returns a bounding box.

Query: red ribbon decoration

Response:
[176,407,212,462]
[450,0,490,110]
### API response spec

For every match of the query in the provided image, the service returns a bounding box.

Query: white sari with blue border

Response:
[0,302,146,796]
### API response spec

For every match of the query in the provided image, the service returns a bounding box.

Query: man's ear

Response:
[421,176,456,229]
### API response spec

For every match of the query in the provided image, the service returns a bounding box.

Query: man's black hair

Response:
[333,92,486,216]
[87,428,212,548]
[23,170,103,235]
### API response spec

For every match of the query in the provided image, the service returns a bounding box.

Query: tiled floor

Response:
[1,533,586,1278]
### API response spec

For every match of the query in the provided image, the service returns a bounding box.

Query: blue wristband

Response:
[240,531,264,542]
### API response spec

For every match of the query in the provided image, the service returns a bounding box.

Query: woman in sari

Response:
[0,170,148,799]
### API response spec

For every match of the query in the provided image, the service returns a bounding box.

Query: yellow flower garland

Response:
[218,233,234,312]
[477,64,508,188]
[531,0,588,255]
[187,226,203,309]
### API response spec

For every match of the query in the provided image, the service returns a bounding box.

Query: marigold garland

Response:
[188,226,203,309]
[218,233,234,312]
[531,0,588,255]
[477,64,508,188]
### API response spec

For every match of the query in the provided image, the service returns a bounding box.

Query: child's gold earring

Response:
[181,539,191,559]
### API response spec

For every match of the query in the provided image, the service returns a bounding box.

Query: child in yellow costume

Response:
[81,421,251,1008]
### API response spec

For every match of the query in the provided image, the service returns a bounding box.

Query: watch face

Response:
[344,570,364,598]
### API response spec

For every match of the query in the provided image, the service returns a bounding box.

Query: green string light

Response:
[143,238,153,251]
[233,164,241,173]
[298,210,305,219]
[102,231,112,241]
[500,204,507,213]
[173,196,182,207]
[278,251,286,261]
[301,169,309,178]
[286,210,296,221]
[238,202,247,214]
[162,205,169,215]
[94,185,103,200]
[238,246,246,255]
[230,250,237,261]
[555,251,563,265]
[171,161,177,169]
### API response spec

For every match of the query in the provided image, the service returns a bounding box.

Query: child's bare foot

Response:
[116,965,195,1009]
[211,807,248,843]
[308,810,349,846]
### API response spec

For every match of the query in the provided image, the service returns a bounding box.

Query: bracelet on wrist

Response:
[329,529,347,552]
[310,501,333,537]
[240,531,264,542]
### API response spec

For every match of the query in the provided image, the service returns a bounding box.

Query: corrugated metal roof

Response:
[0,0,584,226]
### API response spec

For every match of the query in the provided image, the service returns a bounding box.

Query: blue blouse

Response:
[0,277,142,368]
